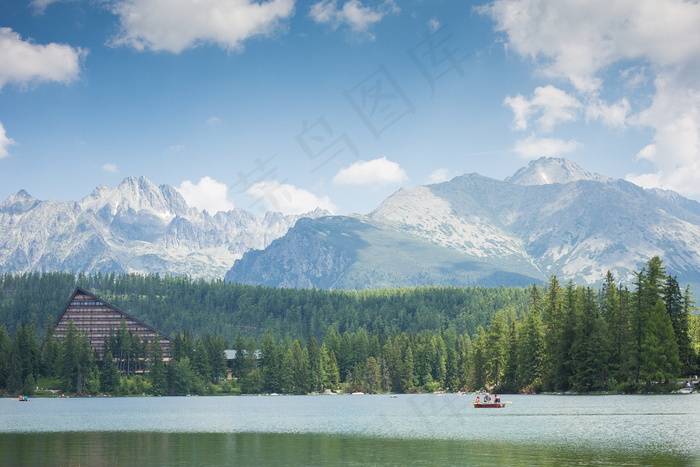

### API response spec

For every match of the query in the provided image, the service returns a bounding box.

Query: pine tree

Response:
[363,356,382,393]
[683,286,699,375]
[260,331,281,393]
[280,346,296,394]
[516,287,545,392]
[631,258,666,382]
[293,340,311,394]
[444,345,460,392]
[551,282,578,391]
[541,276,563,391]
[168,356,199,396]
[498,321,520,393]
[322,346,340,390]
[193,339,211,383]
[147,342,167,396]
[640,298,680,390]
[100,351,120,393]
[0,325,11,391]
[399,345,415,393]
[7,322,40,394]
[570,288,609,391]
[663,276,693,374]
[471,326,488,390]
[60,323,95,394]
[456,333,472,391]
[431,334,447,387]
[383,337,403,393]
[308,337,324,392]
[601,271,630,383]
[486,310,511,389]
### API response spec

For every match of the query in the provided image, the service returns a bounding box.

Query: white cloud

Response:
[332,157,408,187]
[0,123,16,159]
[626,70,700,196]
[0,28,86,90]
[309,0,399,37]
[427,19,441,33]
[109,0,295,53]
[427,168,451,184]
[206,116,222,126]
[30,0,66,13]
[102,163,119,173]
[585,98,630,128]
[504,85,581,132]
[619,65,650,89]
[512,136,581,159]
[177,176,235,214]
[246,181,337,215]
[480,0,700,93]
[482,0,700,198]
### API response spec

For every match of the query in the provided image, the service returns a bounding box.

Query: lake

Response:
[1,394,699,466]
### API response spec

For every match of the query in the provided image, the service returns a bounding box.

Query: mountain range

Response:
[0,176,327,280]
[226,158,700,290]
[3,157,700,290]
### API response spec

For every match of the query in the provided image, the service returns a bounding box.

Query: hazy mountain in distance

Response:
[227,157,700,290]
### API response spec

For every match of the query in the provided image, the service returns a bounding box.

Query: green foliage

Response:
[0,257,696,396]
[0,272,530,343]
[100,351,120,393]
[60,323,98,394]
[640,299,680,389]
[115,375,151,396]
[167,356,200,396]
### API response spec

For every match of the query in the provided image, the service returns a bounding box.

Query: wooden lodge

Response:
[52,287,171,360]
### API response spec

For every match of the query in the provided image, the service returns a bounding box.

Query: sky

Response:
[1,0,699,216]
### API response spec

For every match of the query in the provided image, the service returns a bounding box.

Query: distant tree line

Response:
[0,257,698,396]
[0,271,528,342]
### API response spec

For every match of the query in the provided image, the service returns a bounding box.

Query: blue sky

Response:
[1,0,699,216]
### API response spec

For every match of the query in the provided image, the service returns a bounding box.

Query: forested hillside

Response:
[1,258,698,396]
[0,272,530,341]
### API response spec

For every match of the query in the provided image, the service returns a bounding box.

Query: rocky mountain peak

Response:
[505,157,612,186]
[0,176,332,280]
[0,189,40,215]
[79,175,190,219]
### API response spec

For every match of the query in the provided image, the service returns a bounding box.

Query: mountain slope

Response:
[227,158,700,289]
[225,215,542,289]
[0,176,327,279]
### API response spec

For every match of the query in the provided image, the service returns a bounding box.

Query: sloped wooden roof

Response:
[55,286,171,340]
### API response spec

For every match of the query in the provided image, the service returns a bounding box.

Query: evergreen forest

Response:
[0,257,698,396]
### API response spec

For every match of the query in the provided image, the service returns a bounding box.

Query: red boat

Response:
[472,402,505,408]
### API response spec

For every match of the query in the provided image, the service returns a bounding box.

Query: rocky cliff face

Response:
[0,176,327,279]
[227,158,700,289]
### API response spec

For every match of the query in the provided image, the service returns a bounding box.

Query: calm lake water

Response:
[1,394,699,466]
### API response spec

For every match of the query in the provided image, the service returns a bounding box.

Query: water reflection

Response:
[0,432,692,467]
[1,394,699,466]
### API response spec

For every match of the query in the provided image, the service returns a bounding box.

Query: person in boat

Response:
[494,395,500,403]
[475,396,481,404]
[484,394,492,403]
